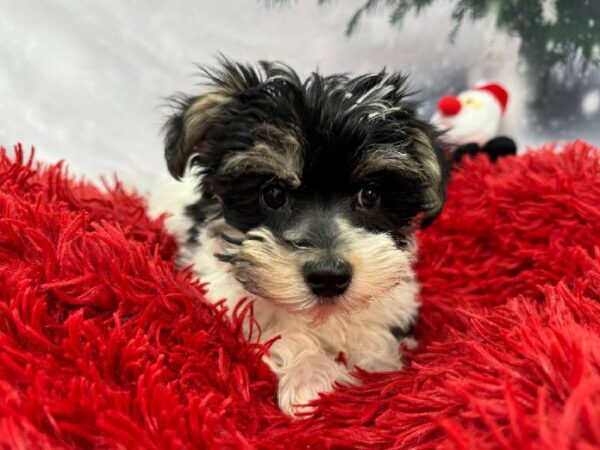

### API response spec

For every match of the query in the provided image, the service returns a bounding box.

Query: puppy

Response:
[151,59,448,416]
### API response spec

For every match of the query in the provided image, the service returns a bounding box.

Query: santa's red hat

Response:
[476,83,509,112]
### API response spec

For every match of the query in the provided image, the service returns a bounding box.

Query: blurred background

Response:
[1,0,599,190]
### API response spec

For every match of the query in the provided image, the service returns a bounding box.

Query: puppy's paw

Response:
[346,328,407,373]
[354,352,404,373]
[277,355,354,417]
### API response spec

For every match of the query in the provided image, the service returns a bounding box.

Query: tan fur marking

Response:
[230,228,312,310]
[407,127,443,218]
[353,144,423,180]
[219,124,303,186]
[408,127,441,181]
[182,93,230,152]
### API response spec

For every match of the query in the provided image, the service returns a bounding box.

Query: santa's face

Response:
[431,89,503,146]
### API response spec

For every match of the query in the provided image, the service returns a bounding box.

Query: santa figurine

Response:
[431,83,517,163]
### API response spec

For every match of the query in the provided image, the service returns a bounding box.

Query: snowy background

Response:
[1,0,599,190]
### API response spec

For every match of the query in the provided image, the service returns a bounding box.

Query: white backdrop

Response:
[0,0,582,190]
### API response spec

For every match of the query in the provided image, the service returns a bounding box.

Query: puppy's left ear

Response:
[407,123,449,227]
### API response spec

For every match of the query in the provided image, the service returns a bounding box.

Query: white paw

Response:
[277,355,354,417]
[346,333,408,372]
[355,354,404,372]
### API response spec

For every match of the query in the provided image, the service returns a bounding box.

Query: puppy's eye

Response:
[261,186,287,209]
[357,187,380,209]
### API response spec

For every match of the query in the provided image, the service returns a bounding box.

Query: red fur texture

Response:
[1,141,599,449]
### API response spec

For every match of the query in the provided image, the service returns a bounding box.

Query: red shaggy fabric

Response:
[1,141,599,449]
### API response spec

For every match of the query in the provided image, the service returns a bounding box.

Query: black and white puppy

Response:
[151,59,448,416]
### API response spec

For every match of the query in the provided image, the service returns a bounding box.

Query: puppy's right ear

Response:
[163,92,230,179]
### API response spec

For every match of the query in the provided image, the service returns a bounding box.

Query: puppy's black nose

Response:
[303,259,352,297]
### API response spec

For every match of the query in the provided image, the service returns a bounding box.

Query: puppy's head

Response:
[164,59,448,320]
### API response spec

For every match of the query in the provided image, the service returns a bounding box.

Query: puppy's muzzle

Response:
[303,258,352,298]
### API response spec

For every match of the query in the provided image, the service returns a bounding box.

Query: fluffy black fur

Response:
[164,59,449,249]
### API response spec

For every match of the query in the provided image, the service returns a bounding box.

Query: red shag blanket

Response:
[1,141,599,449]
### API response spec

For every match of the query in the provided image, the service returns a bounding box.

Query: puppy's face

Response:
[164,60,448,320]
